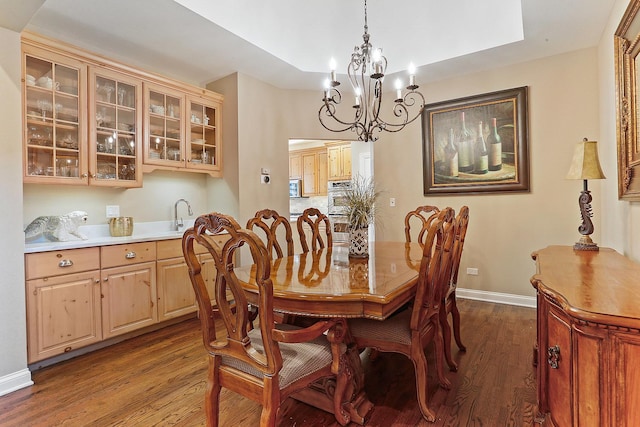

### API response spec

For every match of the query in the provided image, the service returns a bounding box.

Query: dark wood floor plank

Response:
[0,299,536,426]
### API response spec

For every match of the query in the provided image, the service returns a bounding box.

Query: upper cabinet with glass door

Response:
[23,48,87,184]
[89,67,142,187]
[143,83,184,168]
[186,93,222,176]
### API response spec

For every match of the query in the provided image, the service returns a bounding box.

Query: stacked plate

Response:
[26,74,36,86]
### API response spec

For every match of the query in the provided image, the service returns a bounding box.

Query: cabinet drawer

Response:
[157,235,229,260]
[157,238,199,260]
[101,242,156,269]
[25,247,100,280]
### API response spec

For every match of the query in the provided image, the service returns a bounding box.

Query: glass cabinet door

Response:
[144,84,184,166]
[24,53,86,184]
[187,96,221,172]
[89,68,142,187]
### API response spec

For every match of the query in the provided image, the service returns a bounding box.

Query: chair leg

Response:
[432,323,451,390]
[439,303,458,372]
[449,293,466,352]
[410,347,437,422]
[260,379,280,426]
[205,358,222,427]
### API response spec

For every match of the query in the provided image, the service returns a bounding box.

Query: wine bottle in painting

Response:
[457,111,473,172]
[445,128,459,177]
[474,121,488,174]
[488,117,502,171]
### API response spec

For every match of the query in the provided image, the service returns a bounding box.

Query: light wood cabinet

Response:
[531,246,640,427]
[289,152,302,179]
[89,67,143,187]
[25,247,101,363]
[100,242,157,338]
[156,235,231,320]
[327,143,351,181]
[291,147,327,196]
[156,239,200,321]
[22,32,224,184]
[24,234,233,363]
[142,87,223,177]
[186,94,222,175]
[23,45,87,184]
[143,83,184,169]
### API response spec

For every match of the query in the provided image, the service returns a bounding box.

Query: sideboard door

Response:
[547,305,572,427]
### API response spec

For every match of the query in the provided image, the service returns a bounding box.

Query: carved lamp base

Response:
[574,235,599,251]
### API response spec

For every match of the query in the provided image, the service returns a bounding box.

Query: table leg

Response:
[328,320,374,425]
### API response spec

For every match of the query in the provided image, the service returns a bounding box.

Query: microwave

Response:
[289,179,302,197]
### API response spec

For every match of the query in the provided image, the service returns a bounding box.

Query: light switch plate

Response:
[389,197,396,207]
[106,205,120,218]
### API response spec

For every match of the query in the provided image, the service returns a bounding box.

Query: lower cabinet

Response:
[101,261,157,339]
[26,269,102,363]
[25,235,230,364]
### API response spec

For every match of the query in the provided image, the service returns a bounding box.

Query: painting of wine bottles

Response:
[421,86,529,195]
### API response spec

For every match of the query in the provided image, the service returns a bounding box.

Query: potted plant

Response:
[343,175,379,257]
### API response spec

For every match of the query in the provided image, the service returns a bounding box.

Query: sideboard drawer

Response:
[25,247,100,280]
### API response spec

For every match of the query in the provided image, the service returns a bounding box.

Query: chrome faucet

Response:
[174,198,193,231]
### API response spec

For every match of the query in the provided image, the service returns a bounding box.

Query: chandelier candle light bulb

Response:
[395,79,403,102]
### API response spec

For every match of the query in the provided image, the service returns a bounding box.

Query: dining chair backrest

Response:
[410,207,456,332]
[246,208,294,260]
[450,206,470,286]
[183,213,271,363]
[404,205,441,246]
[297,207,333,252]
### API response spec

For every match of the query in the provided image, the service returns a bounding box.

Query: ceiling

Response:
[5,0,618,91]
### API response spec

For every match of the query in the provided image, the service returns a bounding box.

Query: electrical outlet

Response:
[260,174,271,184]
[389,197,396,207]
[106,205,120,218]
[467,267,479,276]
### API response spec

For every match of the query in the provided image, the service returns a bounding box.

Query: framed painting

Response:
[615,0,640,201]
[422,86,529,195]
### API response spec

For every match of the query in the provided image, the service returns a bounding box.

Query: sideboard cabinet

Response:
[531,246,640,427]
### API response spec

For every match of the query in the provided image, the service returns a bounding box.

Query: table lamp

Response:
[566,138,606,251]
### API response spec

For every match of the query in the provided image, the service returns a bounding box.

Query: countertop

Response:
[24,220,195,253]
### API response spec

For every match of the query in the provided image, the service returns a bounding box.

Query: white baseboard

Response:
[456,287,537,308]
[0,368,33,397]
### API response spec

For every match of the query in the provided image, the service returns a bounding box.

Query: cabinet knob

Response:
[58,259,74,268]
[81,173,88,178]
[125,251,137,259]
[547,345,560,369]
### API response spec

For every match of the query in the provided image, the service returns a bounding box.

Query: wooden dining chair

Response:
[440,205,470,367]
[246,208,294,260]
[404,205,440,245]
[183,212,346,427]
[348,208,457,422]
[297,207,332,252]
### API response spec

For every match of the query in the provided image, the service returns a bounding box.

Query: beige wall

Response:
[0,27,30,387]
[375,48,600,297]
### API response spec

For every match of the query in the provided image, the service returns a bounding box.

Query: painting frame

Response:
[615,0,640,201]
[422,86,529,195]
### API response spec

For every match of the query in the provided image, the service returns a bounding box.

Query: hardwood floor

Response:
[0,299,537,426]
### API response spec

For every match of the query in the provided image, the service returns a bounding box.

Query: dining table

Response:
[234,241,424,426]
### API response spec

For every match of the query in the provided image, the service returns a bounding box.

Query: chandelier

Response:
[318,0,425,142]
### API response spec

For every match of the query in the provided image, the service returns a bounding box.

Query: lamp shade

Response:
[566,138,606,180]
